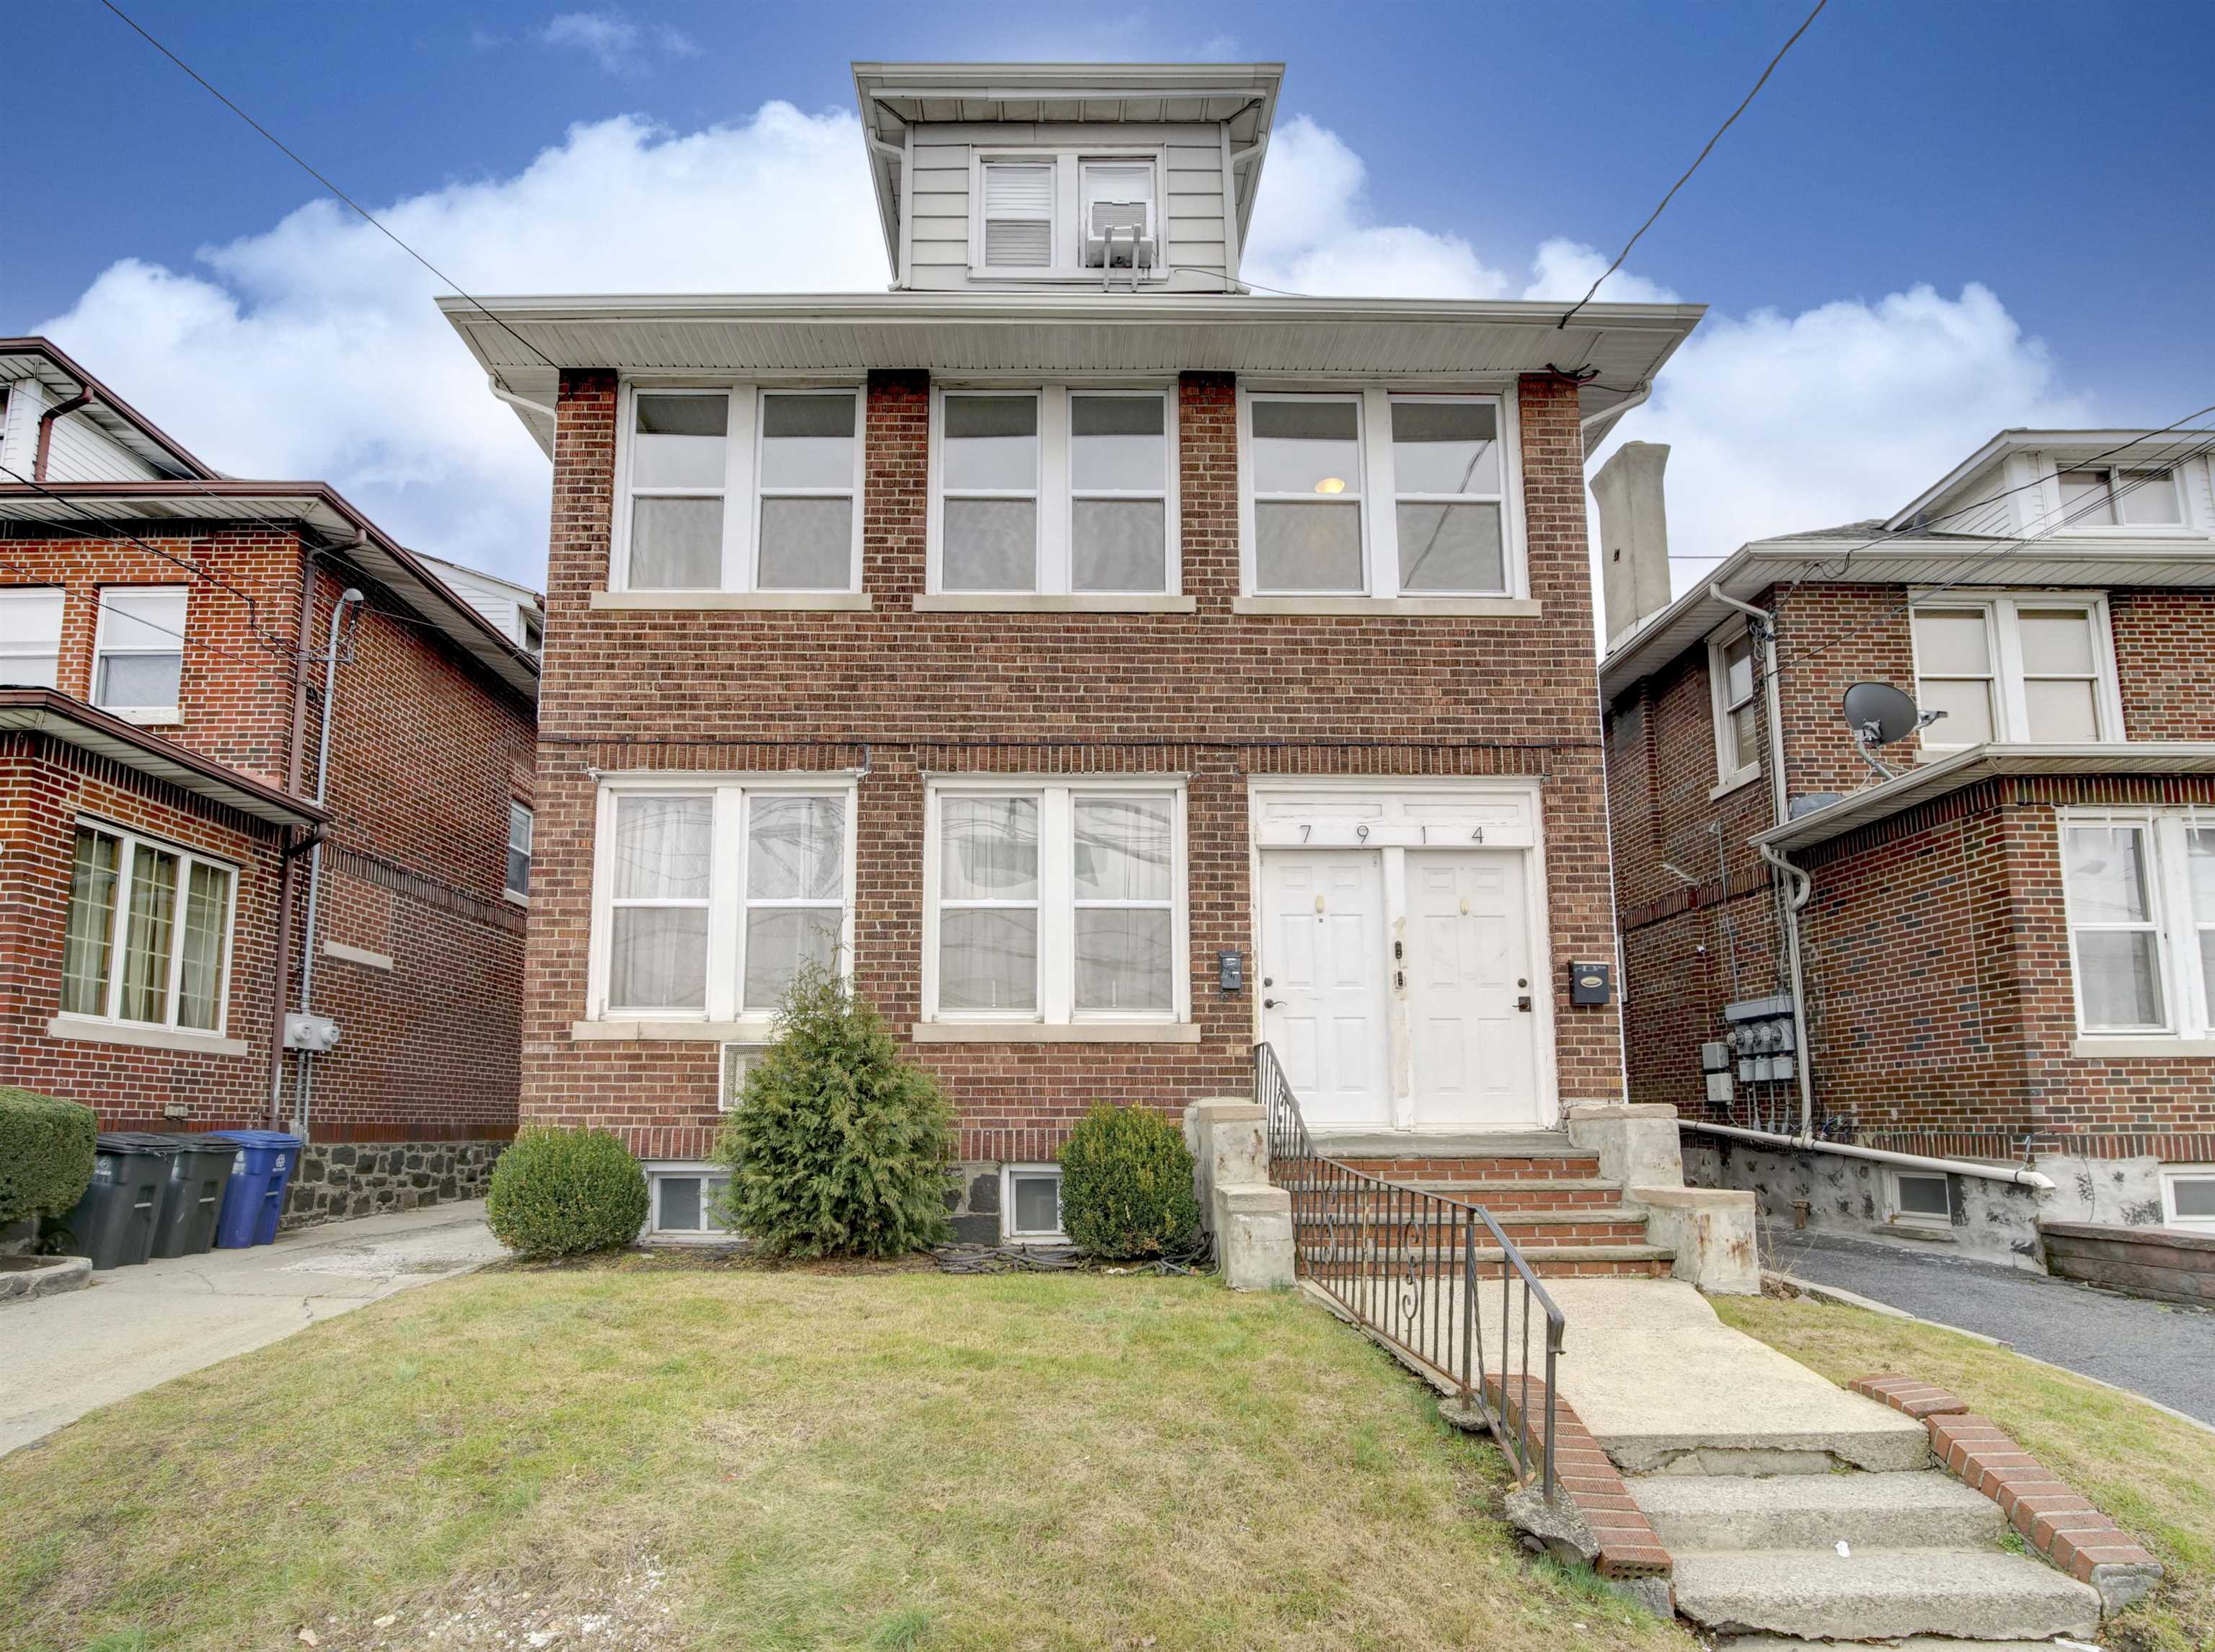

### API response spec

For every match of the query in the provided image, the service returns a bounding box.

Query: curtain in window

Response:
[177,861,231,1031]
[1074,798,1173,1011]
[743,795,845,1010]
[939,797,1039,1010]
[2065,826,2164,1029]
[119,843,179,1024]
[611,795,712,1009]
[61,828,119,1017]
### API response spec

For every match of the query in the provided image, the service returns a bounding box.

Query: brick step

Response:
[1279,1177,1624,1210]
[1293,1210,1651,1245]
[1298,1242,1676,1280]
[1335,1154,1604,1182]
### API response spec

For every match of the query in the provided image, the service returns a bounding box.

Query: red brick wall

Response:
[523,368,1625,1160]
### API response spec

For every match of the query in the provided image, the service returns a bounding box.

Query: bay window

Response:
[60,822,235,1035]
[589,777,854,1028]
[1239,389,1524,601]
[924,779,1187,1027]
[928,386,1177,598]
[616,386,862,594]
[2063,811,2215,1041]
[1910,596,2119,751]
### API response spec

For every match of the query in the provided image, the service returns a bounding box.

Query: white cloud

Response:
[541,10,696,76]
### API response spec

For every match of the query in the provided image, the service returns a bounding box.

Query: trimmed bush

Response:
[0,1087,97,1229]
[1058,1102,1202,1260]
[485,1126,648,1258]
[714,961,955,1258]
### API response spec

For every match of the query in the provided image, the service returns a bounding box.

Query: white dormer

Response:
[1887,430,2215,542]
[851,61,1283,294]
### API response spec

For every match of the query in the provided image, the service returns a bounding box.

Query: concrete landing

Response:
[1523,1280,1932,1474]
[1670,1547,2102,1642]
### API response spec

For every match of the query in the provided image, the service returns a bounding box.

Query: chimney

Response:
[1591,441,1673,649]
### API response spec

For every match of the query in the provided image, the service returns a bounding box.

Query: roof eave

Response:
[0,337,221,481]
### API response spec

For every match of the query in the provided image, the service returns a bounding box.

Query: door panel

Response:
[1260,850,1390,1127]
[1405,850,1537,1128]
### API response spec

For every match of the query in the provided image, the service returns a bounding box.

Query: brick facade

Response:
[523,370,1625,1165]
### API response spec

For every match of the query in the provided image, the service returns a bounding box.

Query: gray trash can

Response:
[149,1134,234,1258]
[63,1135,179,1270]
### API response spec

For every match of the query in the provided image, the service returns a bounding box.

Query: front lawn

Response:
[1,1259,1686,1652]
[1719,1292,2215,1652]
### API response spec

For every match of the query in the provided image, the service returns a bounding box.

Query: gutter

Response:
[1683,1120,2056,1191]
[487,376,556,422]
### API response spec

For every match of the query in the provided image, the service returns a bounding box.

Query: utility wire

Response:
[1559,0,1827,330]
[97,0,560,378]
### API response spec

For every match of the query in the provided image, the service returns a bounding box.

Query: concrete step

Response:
[1298,1242,1675,1279]
[1629,1471,2004,1553]
[1669,1548,2101,1642]
[1723,1640,2095,1652]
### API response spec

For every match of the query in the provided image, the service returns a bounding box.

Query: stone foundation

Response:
[945,1161,1004,1245]
[283,1139,507,1229]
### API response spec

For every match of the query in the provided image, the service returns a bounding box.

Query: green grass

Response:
[1,1260,1686,1652]
[1719,1292,2215,1652]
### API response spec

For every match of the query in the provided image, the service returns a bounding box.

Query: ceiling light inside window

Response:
[1314,477,1347,494]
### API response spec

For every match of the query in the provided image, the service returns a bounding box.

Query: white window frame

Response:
[1909,593,2124,753]
[1707,624,1761,795]
[643,1161,734,1242]
[2158,1165,2215,1230]
[58,818,238,1038]
[0,586,64,689]
[1002,1162,1067,1244]
[1235,387,1528,601]
[610,383,865,595]
[926,384,1180,596]
[921,775,1190,1028]
[585,772,859,1036]
[2059,808,2215,1042]
[2048,461,2199,536]
[966,149,1168,283]
[92,585,187,725]
[505,801,533,905]
[1887,1169,1953,1231]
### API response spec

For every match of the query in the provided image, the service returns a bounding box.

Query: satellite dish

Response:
[1841,681,1941,782]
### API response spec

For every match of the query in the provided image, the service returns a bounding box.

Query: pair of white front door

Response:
[1258,847,1540,1131]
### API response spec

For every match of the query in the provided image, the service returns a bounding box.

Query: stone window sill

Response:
[571,1019,777,1043]
[322,940,394,972]
[912,594,1197,614]
[2071,1035,2215,1059]
[908,1022,1202,1044]
[589,591,873,611]
[1231,596,1540,618]
[46,1015,247,1057]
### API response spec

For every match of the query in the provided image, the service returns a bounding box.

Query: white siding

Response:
[0,378,166,484]
[417,555,543,645]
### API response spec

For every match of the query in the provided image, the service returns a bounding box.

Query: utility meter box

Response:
[283,1012,342,1053]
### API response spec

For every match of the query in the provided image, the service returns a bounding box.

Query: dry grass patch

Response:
[1717,1291,2214,1652]
[2,1268,1689,1652]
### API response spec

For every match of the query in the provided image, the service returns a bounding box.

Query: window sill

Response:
[46,1015,247,1056]
[1231,596,1540,618]
[99,707,182,727]
[2071,1035,2215,1059]
[572,1019,777,1043]
[589,591,873,611]
[910,1021,1201,1044]
[503,889,530,909]
[1710,767,1763,801]
[913,593,1196,614]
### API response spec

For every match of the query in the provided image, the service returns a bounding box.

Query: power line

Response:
[1559,0,1827,330]
[97,0,560,379]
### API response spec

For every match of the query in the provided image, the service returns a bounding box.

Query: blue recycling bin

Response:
[204,1130,303,1247]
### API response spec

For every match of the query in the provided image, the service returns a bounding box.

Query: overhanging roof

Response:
[850,61,1284,278]
[0,338,218,481]
[0,689,326,828]
[441,290,1705,459]
[0,480,540,702]
[1753,741,2215,854]
[1886,428,2213,532]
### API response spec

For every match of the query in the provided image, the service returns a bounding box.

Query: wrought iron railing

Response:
[1257,1041,1565,1500]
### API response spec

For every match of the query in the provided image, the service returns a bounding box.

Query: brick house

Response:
[441,61,1705,1246]
[1596,430,2215,1265]
[0,337,539,1222]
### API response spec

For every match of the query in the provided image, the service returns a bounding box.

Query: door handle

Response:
[1263,998,1281,1009]
[1516,995,1534,1012]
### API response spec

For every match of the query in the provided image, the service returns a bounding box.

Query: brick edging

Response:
[1849,1374,2162,1599]
[1487,1374,1672,1587]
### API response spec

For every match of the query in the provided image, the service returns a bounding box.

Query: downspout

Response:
[268,560,324,1127]
[487,376,556,422]
[1708,583,1816,1140]
[33,391,94,481]
[290,586,366,1137]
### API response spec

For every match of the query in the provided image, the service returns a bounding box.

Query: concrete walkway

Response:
[0,1201,502,1457]
[1767,1226,2215,1426]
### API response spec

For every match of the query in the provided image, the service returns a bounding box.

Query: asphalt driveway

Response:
[0,1200,502,1457]
[1767,1225,2215,1426]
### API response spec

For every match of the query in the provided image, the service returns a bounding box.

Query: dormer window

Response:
[1080,162,1156,270]
[969,151,1164,281]
[980,162,1054,268]
[2057,466,2184,529]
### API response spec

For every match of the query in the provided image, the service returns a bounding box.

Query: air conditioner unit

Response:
[1084,200,1157,269]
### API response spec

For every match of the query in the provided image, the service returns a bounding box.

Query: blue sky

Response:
[10,1,2214,591]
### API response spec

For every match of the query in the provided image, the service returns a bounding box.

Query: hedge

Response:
[1058,1102,1202,1260]
[485,1126,649,1258]
[0,1088,99,1229]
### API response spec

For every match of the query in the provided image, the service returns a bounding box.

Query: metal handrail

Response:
[1256,1041,1565,1500]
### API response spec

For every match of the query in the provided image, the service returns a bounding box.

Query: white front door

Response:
[1405,849,1539,1129]
[1258,850,1392,1128]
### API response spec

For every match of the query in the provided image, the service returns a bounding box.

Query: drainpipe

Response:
[487,376,557,422]
[33,391,94,481]
[291,586,365,1137]
[268,560,325,1127]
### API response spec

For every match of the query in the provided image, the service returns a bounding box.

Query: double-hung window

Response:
[2057,466,2185,529]
[925,780,1186,1027]
[1240,389,1522,601]
[0,587,63,687]
[1910,596,2118,751]
[505,803,533,902]
[61,822,235,1035]
[1708,628,1761,790]
[2062,811,2215,1041]
[616,387,862,594]
[931,387,1177,596]
[591,777,854,1028]
[93,586,186,723]
[971,153,1163,279]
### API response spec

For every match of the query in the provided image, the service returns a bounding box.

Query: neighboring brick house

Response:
[0,337,539,1222]
[1596,430,2215,1263]
[440,60,1704,1244]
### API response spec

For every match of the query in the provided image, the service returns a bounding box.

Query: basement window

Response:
[1002,1165,1065,1242]
[1888,1170,1954,1230]
[2159,1167,2215,1230]
[647,1164,733,1240]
